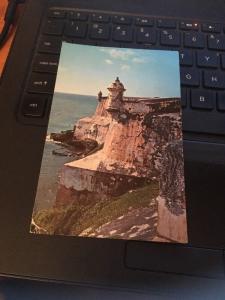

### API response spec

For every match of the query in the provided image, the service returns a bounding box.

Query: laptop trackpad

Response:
[125,241,225,278]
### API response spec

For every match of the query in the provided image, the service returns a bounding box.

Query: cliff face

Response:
[73,97,182,178]
[51,78,187,243]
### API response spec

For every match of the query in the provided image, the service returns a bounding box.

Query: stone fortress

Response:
[55,77,188,243]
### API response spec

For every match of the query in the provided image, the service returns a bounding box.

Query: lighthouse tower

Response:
[106,77,126,112]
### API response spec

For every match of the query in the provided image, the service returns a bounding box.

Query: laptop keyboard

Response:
[19,7,225,136]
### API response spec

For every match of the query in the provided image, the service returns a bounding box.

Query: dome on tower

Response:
[107,77,126,92]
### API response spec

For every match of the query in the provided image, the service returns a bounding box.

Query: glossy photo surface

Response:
[31,43,188,243]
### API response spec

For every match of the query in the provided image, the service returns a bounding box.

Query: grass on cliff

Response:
[33,181,159,236]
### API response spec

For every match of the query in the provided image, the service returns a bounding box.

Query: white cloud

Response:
[100,48,135,60]
[121,64,131,71]
[105,59,113,65]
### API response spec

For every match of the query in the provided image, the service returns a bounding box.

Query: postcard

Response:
[30,42,188,243]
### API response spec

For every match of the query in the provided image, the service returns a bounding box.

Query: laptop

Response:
[0,0,225,297]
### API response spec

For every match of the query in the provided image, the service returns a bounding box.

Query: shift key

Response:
[28,73,56,94]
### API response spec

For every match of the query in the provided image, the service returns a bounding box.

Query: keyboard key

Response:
[208,34,225,50]
[92,13,110,23]
[179,50,193,66]
[43,19,64,35]
[180,21,199,30]
[157,19,176,28]
[181,88,188,107]
[113,25,133,42]
[180,68,200,86]
[160,30,180,46]
[68,11,88,21]
[204,71,225,89]
[33,54,59,73]
[28,73,56,94]
[22,95,48,117]
[136,27,156,44]
[202,23,221,33]
[221,54,225,69]
[217,93,225,111]
[65,21,87,38]
[39,36,61,54]
[135,17,154,26]
[184,32,205,48]
[112,15,132,25]
[197,51,219,68]
[90,23,110,40]
[182,108,225,135]
[191,90,215,110]
[48,10,66,19]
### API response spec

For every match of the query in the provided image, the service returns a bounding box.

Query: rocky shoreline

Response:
[50,129,102,158]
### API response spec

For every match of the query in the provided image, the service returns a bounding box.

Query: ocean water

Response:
[34,92,98,212]
[47,92,98,134]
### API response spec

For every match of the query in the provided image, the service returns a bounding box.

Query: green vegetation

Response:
[34,181,159,236]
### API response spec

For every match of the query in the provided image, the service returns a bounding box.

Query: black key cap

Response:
[65,21,87,38]
[68,11,88,21]
[33,54,59,73]
[208,34,225,50]
[28,73,56,94]
[179,49,193,66]
[43,19,64,35]
[197,51,219,68]
[113,25,133,42]
[92,13,110,23]
[22,94,48,117]
[39,36,61,54]
[202,23,221,33]
[183,108,225,135]
[184,32,205,48]
[191,90,215,110]
[181,88,188,107]
[204,71,225,89]
[180,21,199,31]
[160,30,180,46]
[217,93,225,111]
[221,54,225,69]
[180,68,200,86]
[135,17,154,26]
[48,10,66,19]
[90,23,110,40]
[157,19,176,28]
[136,27,156,44]
[112,15,132,25]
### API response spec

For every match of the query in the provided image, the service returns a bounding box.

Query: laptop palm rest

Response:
[125,242,225,278]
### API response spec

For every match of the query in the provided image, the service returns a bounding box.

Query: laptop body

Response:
[0,0,225,296]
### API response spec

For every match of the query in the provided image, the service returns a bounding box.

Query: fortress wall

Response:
[94,98,109,117]
[96,111,182,178]
[75,117,110,144]
[74,99,111,144]
[74,97,181,148]
[72,98,183,178]
[55,165,147,206]
[99,118,154,176]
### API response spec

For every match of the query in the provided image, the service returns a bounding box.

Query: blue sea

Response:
[34,92,98,212]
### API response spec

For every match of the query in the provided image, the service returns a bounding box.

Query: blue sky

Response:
[55,42,181,98]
